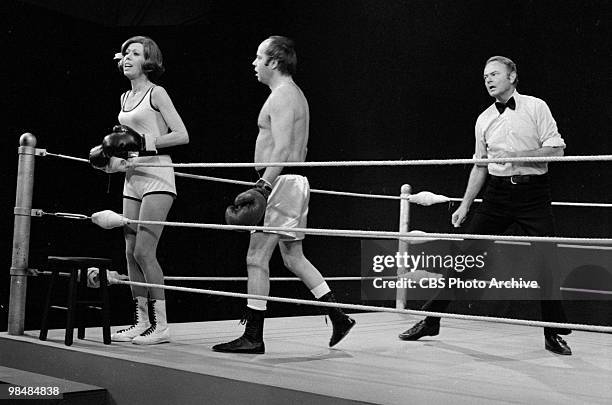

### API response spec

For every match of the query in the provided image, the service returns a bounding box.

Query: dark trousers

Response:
[422,174,568,335]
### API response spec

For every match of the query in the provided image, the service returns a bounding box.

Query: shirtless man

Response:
[213,36,355,354]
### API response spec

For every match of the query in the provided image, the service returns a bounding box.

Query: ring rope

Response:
[41,150,612,167]
[177,172,611,207]
[113,279,612,333]
[36,272,389,282]
[129,154,612,168]
[40,152,406,201]
[560,287,612,296]
[42,151,89,163]
[35,271,612,296]
[164,276,612,295]
[164,276,395,282]
[41,211,612,244]
[131,155,612,168]
[449,197,612,209]
[41,151,609,207]
[174,172,402,200]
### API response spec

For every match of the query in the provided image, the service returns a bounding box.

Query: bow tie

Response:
[495,97,516,114]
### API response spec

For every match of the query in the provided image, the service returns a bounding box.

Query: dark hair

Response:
[264,36,297,76]
[486,55,518,86]
[117,36,165,80]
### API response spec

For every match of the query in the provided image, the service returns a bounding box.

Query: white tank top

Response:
[118,86,167,139]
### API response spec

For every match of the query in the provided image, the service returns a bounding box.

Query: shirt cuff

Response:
[542,138,566,148]
[473,153,488,166]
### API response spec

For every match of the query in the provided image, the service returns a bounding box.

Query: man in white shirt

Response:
[399,56,572,355]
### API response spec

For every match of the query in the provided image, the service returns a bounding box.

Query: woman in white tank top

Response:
[110,36,189,345]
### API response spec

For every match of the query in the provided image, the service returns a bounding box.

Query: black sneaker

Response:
[398,320,440,341]
[212,336,265,354]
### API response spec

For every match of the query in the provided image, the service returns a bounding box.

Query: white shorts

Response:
[261,175,310,241]
[123,155,176,201]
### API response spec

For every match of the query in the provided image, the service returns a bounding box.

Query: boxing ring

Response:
[3,132,612,404]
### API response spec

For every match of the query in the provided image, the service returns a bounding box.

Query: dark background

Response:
[2,0,611,332]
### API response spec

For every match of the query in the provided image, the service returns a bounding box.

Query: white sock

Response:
[247,299,267,311]
[310,282,331,299]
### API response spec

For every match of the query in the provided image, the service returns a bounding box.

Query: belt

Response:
[255,167,307,178]
[490,174,548,185]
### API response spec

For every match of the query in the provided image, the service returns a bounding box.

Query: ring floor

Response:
[1,312,611,404]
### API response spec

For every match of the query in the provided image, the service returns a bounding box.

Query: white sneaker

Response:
[112,297,150,342]
[132,324,171,345]
[111,322,151,342]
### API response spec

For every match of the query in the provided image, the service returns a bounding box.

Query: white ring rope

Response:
[129,155,612,168]
[164,276,612,296]
[40,149,612,167]
[164,276,394,282]
[40,151,429,202]
[448,197,612,209]
[54,210,612,244]
[35,271,612,296]
[174,172,402,200]
[42,151,609,207]
[42,151,89,163]
[560,287,612,296]
[176,172,611,207]
[113,279,612,333]
[36,272,386,282]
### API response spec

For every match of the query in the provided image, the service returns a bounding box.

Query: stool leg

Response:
[65,268,78,346]
[39,268,59,341]
[77,268,87,340]
[99,268,111,345]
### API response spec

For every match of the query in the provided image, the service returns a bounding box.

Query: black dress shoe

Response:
[398,320,440,341]
[545,333,572,355]
[212,336,265,354]
[329,316,356,347]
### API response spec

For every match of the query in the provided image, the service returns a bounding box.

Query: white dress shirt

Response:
[473,90,566,176]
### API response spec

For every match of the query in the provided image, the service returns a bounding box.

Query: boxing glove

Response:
[89,146,128,173]
[89,144,110,169]
[102,124,156,158]
[225,179,273,226]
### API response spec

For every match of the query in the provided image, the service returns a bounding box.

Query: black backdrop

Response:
[2,0,611,331]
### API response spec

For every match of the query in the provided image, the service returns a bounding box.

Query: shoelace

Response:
[138,301,158,337]
[239,309,252,326]
[116,324,136,333]
[140,324,157,337]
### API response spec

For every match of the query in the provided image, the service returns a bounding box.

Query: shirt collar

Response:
[501,89,518,105]
[489,89,519,113]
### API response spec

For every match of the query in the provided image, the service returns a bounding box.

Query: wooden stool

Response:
[39,256,112,345]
